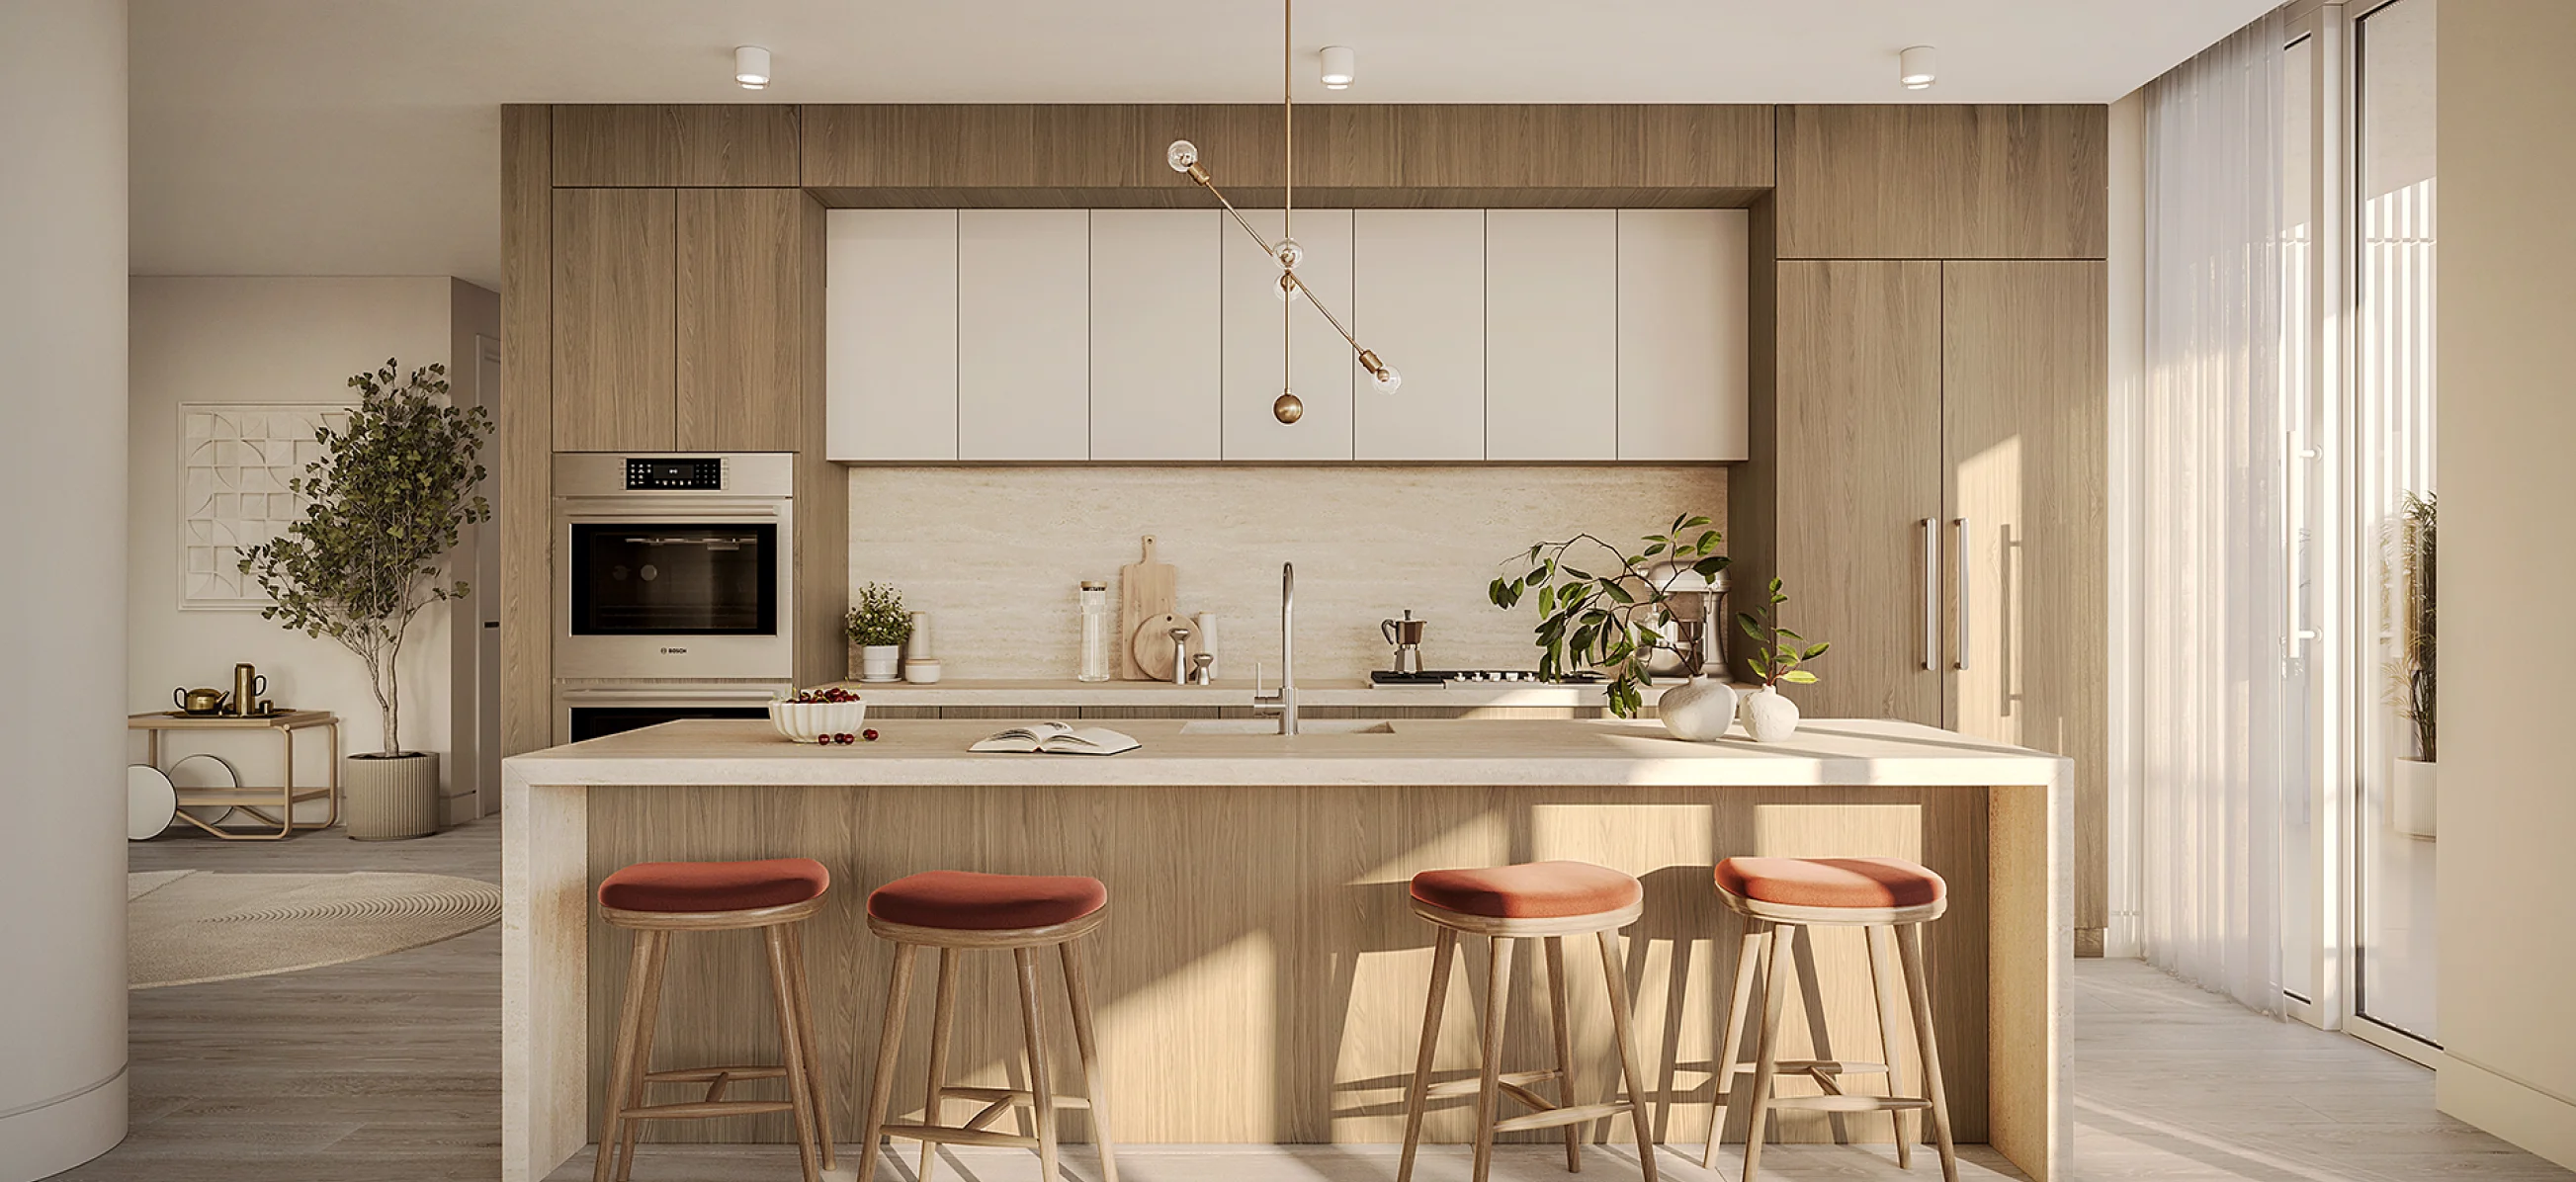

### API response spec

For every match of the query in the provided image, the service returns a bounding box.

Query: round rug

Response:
[127,871,501,989]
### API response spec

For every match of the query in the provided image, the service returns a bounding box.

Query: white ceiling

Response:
[130,0,2272,289]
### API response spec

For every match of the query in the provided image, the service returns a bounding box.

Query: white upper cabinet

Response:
[1352,211,1487,462]
[1223,209,1353,462]
[1089,211,1222,461]
[1485,211,1618,462]
[957,210,1091,461]
[826,210,958,462]
[1616,210,1750,462]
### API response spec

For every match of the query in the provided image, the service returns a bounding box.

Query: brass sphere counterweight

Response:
[1272,391,1305,424]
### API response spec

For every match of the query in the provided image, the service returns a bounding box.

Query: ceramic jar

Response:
[859,644,902,682]
[1657,676,1738,741]
[1738,685,1802,743]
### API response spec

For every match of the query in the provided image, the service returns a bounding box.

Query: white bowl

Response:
[769,699,868,743]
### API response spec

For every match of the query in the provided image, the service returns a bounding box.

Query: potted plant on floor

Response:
[847,582,913,682]
[1492,513,1734,735]
[1736,577,1829,743]
[2386,492,2437,839]
[239,360,490,840]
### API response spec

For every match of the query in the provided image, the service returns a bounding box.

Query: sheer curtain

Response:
[2135,11,2293,1013]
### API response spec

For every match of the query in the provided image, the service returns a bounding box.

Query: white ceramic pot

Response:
[345,751,440,841]
[903,658,944,685]
[770,699,869,743]
[859,644,902,682]
[2390,757,2438,840]
[1738,686,1802,743]
[1657,676,1738,741]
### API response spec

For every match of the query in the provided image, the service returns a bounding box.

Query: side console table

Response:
[129,711,341,840]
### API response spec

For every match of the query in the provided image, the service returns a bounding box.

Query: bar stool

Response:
[854,870,1120,1182]
[1701,856,1957,1182]
[593,857,834,1182]
[1397,860,1660,1182]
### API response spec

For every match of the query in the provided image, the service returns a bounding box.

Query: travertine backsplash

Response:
[846,466,1728,681]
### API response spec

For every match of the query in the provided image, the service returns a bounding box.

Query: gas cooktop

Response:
[1368,670,1604,687]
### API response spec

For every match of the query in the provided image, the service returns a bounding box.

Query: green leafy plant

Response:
[238,361,491,756]
[1490,513,1729,718]
[2384,491,2436,761]
[845,582,914,648]
[1736,576,1829,688]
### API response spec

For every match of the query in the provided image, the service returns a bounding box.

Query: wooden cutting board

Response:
[1118,535,1176,680]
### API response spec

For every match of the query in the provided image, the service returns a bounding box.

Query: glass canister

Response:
[1077,581,1113,682]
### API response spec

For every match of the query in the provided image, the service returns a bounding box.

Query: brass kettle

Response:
[174,687,229,716]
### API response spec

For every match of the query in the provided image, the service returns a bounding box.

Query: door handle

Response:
[1953,517,1971,671]
[1922,517,1938,672]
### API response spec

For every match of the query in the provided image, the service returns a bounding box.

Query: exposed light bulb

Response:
[1274,238,1304,269]
[1166,139,1200,173]
[734,45,771,90]
[1371,365,1403,394]
[1319,45,1356,90]
[1899,45,1936,90]
[1276,272,1300,302]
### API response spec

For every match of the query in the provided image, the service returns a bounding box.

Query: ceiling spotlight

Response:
[1899,44,1936,90]
[735,45,772,90]
[1319,45,1356,90]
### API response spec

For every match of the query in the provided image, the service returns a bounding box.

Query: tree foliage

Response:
[1490,514,1729,718]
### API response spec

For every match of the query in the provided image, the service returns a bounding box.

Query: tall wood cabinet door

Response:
[957,210,1090,461]
[1089,210,1221,461]
[1353,210,1486,461]
[825,210,958,461]
[1773,260,1943,723]
[1223,209,1353,461]
[1942,260,2108,929]
[552,188,675,451]
[1485,211,1617,462]
[677,189,804,452]
[1617,210,1751,461]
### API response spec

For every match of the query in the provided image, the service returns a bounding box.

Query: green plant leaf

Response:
[1780,670,1818,684]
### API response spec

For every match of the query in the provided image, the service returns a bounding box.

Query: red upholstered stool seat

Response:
[1714,856,1945,910]
[868,869,1108,931]
[1410,860,1642,919]
[598,857,830,913]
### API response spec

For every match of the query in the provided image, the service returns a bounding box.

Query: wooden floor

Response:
[59,819,2573,1181]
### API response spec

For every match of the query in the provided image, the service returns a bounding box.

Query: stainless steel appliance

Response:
[554,681,789,744]
[553,454,795,681]
[1381,611,1427,674]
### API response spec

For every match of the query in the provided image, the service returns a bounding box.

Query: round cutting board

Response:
[1131,613,1194,681]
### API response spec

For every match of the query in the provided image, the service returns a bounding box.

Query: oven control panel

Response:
[625,458,724,491]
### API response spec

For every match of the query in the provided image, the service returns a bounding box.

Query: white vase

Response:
[1657,676,1738,741]
[2390,757,2438,840]
[1738,686,1801,743]
[859,644,902,682]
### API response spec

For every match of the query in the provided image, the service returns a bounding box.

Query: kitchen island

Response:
[503,717,2069,1182]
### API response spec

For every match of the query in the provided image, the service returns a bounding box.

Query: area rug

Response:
[128,871,501,989]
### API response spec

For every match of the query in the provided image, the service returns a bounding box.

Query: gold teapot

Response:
[173,687,229,716]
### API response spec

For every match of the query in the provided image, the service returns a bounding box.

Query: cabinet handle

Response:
[1953,517,1971,672]
[1922,517,1938,672]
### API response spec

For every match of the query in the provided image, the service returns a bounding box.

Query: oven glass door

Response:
[567,704,771,743]
[568,523,778,636]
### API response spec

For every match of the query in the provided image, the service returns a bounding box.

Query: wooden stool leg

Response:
[1740,922,1800,1182]
[1896,923,1959,1182]
[592,929,660,1182]
[1593,929,1660,1182]
[1013,946,1060,1182]
[1061,937,1121,1182]
[783,924,835,1172]
[611,931,670,1182]
[764,927,824,1182]
[1542,935,1583,1174]
[1470,935,1516,1182]
[1397,925,1459,1182]
[918,947,960,1182]
[1865,924,1913,1170]
[1701,923,1768,1169]
[854,942,919,1182]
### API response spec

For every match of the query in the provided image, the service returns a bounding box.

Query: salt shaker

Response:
[1077,581,1112,683]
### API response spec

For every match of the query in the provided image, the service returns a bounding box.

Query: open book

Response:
[969,721,1141,756]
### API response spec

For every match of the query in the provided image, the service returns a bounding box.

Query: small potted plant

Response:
[847,582,913,683]
[1736,577,1828,743]
[1492,513,1734,736]
[2385,492,2436,839]
[239,360,489,839]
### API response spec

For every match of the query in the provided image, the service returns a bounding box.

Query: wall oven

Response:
[553,453,795,682]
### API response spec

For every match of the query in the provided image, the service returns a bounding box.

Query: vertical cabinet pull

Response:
[1952,517,1971,671]
[1921,517,1938,671]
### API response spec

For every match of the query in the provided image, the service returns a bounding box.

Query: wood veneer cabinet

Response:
[1774,105,2107,260]
[551,105,802,188]
[552,187,675,452]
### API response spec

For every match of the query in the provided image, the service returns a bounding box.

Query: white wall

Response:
[0,2,131,1176]
[128,278,490,818]
[2436,0,2576,1168]
[846,465,1728,681]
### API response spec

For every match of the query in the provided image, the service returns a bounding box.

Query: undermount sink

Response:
[1178,719,1397,736]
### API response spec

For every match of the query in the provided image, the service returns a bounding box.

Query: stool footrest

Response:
[621,1099,796,1121]
[1491,1101,1637,1135]
[936,1084,1091,1110]
[1719,1058,1888,1076]
[1765,1094,1932,1115]
[876,1122,1042,1149]
[1424,1068,1558,1100]
[643,1064,788,1083]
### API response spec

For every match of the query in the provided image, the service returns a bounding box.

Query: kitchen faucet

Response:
[1252,562,1298,734]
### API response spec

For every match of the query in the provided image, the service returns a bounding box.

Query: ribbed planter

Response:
[345,751,440,841]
